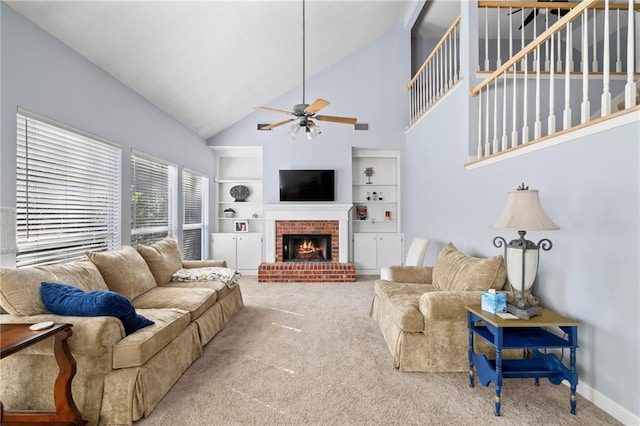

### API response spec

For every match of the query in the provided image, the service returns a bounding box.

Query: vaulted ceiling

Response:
[6,1,425,140]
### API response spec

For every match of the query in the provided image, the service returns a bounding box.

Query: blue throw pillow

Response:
[40,282,154,335]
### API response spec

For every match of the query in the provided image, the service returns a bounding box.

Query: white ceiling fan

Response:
[255,0,357,140]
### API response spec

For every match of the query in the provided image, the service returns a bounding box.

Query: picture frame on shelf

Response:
[234,220,248,233]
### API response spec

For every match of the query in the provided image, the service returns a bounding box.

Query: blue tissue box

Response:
[481,291,507,314]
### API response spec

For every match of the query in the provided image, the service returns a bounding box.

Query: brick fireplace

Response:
[258,204,355,282]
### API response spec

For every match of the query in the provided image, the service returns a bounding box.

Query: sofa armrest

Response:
[0,313,124,356]
[382,266,433,284]
[419,291,484,321]
[182,260,227,269]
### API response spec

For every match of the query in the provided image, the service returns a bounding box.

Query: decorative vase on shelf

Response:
[364,167,374,184]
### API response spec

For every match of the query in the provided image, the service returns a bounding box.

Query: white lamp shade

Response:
[493,189,559,231]
[505,246,538,291]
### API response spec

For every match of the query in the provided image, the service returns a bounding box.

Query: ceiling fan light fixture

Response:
[288,123,301,139]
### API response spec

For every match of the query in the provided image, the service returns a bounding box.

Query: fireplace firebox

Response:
[283,234,332,262]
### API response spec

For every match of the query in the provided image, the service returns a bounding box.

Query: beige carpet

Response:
[136,276,621,425]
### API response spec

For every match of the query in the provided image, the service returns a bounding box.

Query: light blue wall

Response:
[0,4,215,252]
[404,1,640,418]
[208,28,410,204]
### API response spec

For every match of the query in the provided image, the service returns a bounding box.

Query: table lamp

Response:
[492,184,559,319]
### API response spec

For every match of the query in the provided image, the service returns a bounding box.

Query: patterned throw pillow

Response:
[171,267,241,288]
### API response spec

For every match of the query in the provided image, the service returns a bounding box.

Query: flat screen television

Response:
[279,169,335,202]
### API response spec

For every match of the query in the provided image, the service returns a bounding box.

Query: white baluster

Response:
[497,7,502,68]
[533,10,538,69]
[419,71,423,116]
[549,33,556,135]
[580,12,585,72]
[545,9,550,72]
[581,9,591,123]
[601,0,611,117]
[436,50,440,100]
[448,35,452,88]
[616,9,622,73]
[557,8,563,71]
[493,79,499,154]
[512,67,518,147]
[485,8,490,71]
[522,55,529,144]
[534,46,542,140]
[625,0,636,108]
[569,18,575,71]
[521,9,525,71]
[592,9,598,72]
[502,72,508,151]
[477,89,483,158]
[485,81,490,155]
[509,8,513,62]
[454,26,459,82]
[563,22,573,130]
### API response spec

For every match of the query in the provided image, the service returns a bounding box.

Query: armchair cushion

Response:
[432,243,506,291]
[136,236,183,285]
[40,282,154,335]
[87,245,157,301]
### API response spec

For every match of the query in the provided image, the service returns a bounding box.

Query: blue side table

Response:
[466,305,579,416]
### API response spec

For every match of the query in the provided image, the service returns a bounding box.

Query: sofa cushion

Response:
[0,260,108,316]
[136,236,183,285]
[87,246,157,301]
[432,243,506,291]
[40,282,154,335]
[161,279,234,301]
[132,287,218,321]
[112,308,191,368]
[374,280,434,332]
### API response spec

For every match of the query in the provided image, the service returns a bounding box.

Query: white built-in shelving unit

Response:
[351,148,404,274]
[210,146,263,274]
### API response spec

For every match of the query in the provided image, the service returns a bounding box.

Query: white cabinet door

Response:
[376,234,404,269]
[353,234,378,270]
[211,234,237,270]
[236,234,262,271]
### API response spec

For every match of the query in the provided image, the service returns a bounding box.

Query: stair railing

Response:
[406,16,461,127]
[470,0,638,162]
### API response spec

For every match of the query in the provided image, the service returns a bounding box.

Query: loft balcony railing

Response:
[479,1,639,73]
[406,16,461,127]
[470,0,639,162]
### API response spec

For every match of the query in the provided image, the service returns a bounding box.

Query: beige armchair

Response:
[371,242,515,372]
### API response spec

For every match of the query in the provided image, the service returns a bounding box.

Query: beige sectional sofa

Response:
[0,237,243,425]
[370,242,515,372]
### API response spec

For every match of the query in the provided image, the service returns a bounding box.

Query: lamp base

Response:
[507,303,542,320]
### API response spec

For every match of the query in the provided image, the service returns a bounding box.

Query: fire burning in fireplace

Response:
[283,234,331,262]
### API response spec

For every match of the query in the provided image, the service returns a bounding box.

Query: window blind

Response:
[16,111,121,267]
[131,152,177,247]
[182,169,208,260]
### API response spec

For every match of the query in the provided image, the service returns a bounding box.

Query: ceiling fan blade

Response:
[260,118,296,131]
[255,106,294,115]
[315,115,357,125]
[304,98,330,115]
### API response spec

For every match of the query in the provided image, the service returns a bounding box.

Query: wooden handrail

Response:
[478,1,640,11]
[406,16,461,90]
[471,0,598,96]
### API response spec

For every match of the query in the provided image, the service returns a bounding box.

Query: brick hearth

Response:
[258,262,356,283]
